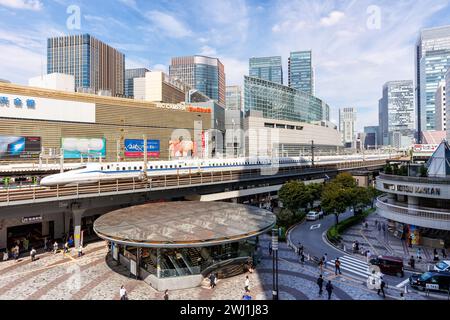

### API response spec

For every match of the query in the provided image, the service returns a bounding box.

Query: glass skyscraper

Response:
[416,25,450,137]
[379,81,415,146]
[47,34,125,96]
[249,56,283,85]
[125,68,149,98]
[225,86,242,111]
[288,51,314,95]
[169,55,226,106]
[244,76,329,123]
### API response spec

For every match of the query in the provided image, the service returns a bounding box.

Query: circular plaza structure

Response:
[94,201,276,291]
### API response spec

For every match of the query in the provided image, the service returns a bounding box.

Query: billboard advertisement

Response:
[124,139,160,158]
[169,136,196,159]
[0,136,41,159]
[62,138,106,159]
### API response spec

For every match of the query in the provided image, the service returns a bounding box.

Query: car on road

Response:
[434,260,450,272]
[369,256,404,277]
[306,211,323,221]
[409,271,450,292]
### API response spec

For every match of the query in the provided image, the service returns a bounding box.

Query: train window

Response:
[139,167,142,170]
[179,165,182,168]
[101,167,103,170]
[134,167,137,170]
[107,165,110,170]
[116,167,119,171]
[150,166,153,169]
[122,167,125,171]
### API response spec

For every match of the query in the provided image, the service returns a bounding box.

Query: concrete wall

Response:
[141,268,204,292]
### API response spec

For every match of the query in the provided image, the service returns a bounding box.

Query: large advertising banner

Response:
[124,139,160,158]
[62,138,106,159]
[169,137,196,159]
[0,136,41,159]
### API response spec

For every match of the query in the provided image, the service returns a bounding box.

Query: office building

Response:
[364,126,379,149]
[379,81,415,146]
[133,71,189,104]
[416,26,450,137]
[225,86,242,111]
[339,108,357,147]
[125,68,149,98]
[249,56,283,85]
[244,76,329,124]
[288,51,314,95]
[447,69,450,141]
[47,34,125,97]
[435,82,446,131]
[169,55,225,106]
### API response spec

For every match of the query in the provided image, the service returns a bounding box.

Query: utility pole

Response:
[143,135,148,181]
[311,140,315,167]
[272,228,279,300]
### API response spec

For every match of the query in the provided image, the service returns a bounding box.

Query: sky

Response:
[1,0,450,131]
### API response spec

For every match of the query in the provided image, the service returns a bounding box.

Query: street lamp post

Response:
[272,228,279,300]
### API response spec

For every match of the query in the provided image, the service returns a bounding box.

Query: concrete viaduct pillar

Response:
[72,209,85,249]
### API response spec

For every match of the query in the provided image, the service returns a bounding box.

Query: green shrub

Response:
[326,208,376,243]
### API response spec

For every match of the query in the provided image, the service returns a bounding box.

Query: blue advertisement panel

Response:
[62,138,106,159]
[125,139,160,158]
[0,136,41,159]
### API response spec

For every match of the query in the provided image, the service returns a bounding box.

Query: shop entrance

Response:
[7,223,43,253]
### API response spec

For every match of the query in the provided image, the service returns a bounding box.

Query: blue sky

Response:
[1,0,450,131]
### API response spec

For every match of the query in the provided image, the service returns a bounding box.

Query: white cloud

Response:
[200,45,217,56]
[0,0,42,10]
[146,10,192,38]
[118,0,136,9]
[219,57,247,86]
[152,64,168,73]
[0,44,44,84]
[320,11,345,27]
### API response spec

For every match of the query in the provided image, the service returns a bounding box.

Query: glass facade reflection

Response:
[288,51,314,94]
[244,76,329,123]
[249,56,283,85]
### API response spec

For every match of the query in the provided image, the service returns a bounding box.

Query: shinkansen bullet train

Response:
[39,154,394,187]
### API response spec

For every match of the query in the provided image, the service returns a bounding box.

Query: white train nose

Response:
[40,175,59,186]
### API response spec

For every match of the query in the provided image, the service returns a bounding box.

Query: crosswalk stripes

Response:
[327,255,370,279]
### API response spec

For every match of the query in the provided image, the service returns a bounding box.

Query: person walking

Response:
[442,248,447,259]
[209,273,216,289]
[416,248,422,261]
[433,249,439,262]
[163,290,169,300]
[64,241,70,254]
[409,234,413,248]
[3,249,9,261]
[325,281,334,300]
[14,244,20,261]
[300,252,305,266]
[318,258,324,274]
[53,241,58,254]
[269,243,272,256]
[30,247,37,262]
[335,258,342,275]
[244,275,250,292]
[323,253,328,269]
[77,244,83,258]
[377,277,386,298]
[317,275,324,296]
[119,285,128,300]
[409,256,415,269]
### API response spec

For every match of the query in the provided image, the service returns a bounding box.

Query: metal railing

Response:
[0,160,388,205]
[376,196,450,222]
[379,173,450,185]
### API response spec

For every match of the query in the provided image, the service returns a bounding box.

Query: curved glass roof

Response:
[93,202,276,248]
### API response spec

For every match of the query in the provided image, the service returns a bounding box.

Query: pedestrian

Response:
[409,256,415,269]
[119,285,128,300]
[30,247,37,262]
[78,244,83,258]
[300,252,305,266]
[14,244,20,260]
[209,273,216,289]
[382,223,386,233]
[269,243,272,256]
[23,238,29,251]
[323,253,328,269]
[64,241,69,254]
[163,290,169,300]
[378,224,381,233]
[43,237,47,251]
[53,241,58,254]
[355,241,359,252]
[442,248,447,259]
[325,281,334,300]
[352,241,357,253]
[409,235,413,248]
[335,258,342,275]
[3,249,8,261]
[375,220,378,227]
[317,275,324,296]
[433,249,439,262]
[318,258,324,274]
[244,275,250,292]
[377,277,386,298]
[400,292,406,300]
[416,248,422,261]
[242,292,252,300]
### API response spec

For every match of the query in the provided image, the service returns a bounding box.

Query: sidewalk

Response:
[338,211,442,273]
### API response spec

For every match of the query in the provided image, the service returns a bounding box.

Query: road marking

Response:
[396,279,410,288]
[359,229,379,255]
[310,224,321,230]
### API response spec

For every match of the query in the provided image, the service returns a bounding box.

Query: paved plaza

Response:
[0,230,438,301]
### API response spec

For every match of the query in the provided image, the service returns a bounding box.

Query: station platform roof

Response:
[93,201,276,248]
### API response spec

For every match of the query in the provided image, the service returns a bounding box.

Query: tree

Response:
[349,186,372,213]
[384,165,393,175]
[278,181,312,213]
[306,183,323,208]
[321,181,352,225]
[334,172,357,188]
[366,185,382,208]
